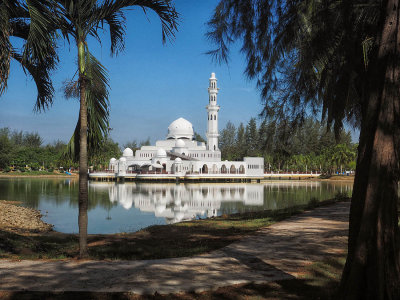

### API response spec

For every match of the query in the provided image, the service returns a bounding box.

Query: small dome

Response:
[167,118,194,140]
[156,148,167,158]
[175,139,186,148]
[122,148,133,157]
[175,157,182,162]
[210,72,216,79]
[120,157,126,162]
[110,158,116,162]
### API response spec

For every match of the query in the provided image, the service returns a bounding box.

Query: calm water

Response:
[0,178,353,234]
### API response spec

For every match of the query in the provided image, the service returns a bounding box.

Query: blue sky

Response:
[0,1,358,146]
[0,1,263,146]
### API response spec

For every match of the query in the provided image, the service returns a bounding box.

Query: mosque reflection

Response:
[89,181,352,224]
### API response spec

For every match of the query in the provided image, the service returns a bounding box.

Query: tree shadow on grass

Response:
[0,230,78,259]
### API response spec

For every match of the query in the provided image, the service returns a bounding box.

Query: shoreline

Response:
[0,201,53,233]
[0,172,354,181]
[0,174,78,179]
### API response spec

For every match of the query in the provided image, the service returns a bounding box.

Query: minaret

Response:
[206,72,220,151]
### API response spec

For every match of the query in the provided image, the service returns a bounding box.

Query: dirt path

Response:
[0,201,349,295]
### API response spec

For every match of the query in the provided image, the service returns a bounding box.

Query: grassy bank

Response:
[0,197,347,261]
[0,171,76,178]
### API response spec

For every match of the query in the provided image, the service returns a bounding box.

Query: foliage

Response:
[0,127,121,172]
[219,117,357,173]
[193,132,206,143]
[123,138,151,151]
[90,137,121,170]
[0,128,12,169]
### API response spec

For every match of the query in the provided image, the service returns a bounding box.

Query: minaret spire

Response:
[206,72,220,151]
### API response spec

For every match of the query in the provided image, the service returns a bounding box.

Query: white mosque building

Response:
[105,73,264,180]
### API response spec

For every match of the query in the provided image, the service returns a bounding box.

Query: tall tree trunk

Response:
[78,39,88,258]
[340,0,400,298]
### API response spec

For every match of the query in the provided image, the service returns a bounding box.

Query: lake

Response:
[0,178,353,234]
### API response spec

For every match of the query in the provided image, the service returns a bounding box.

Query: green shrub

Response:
[335,191,350,200]
[308,197,320,208]
[47,168,54,173]
[4,166,11,172]
[19,167,25,172]
[30,163,40,171]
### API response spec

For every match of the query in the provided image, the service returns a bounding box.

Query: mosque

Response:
[106,73,264,180]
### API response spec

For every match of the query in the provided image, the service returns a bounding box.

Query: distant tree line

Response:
[0,128,121,172]
[0,121,356,174]
[219,118,357,174]
[122,138,151,152]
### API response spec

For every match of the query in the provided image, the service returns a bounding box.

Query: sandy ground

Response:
[0,201,350,295]
[0,201,53,233]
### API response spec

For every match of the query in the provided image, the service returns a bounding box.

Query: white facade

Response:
[109,73,264,178]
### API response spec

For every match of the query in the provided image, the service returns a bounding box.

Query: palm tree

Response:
[332,144,355,174]
[51,0,178,258]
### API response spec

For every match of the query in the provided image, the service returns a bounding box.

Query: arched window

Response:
[214,145,216,150]
[239,165,245,174]
[214,115,216,120]
[221,165,227,174]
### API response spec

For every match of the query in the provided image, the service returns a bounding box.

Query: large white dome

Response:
[167,118,194,140]
[122,148,133,157]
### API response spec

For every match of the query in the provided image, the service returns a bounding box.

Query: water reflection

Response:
[0,178,353,233]
[90,181,353,225]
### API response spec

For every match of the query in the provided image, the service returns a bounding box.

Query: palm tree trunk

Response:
[78,39,89,258]
[340,0,400,298]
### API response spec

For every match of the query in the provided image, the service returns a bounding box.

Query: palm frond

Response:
[0,3,12,96]
[12,51,55,111]
[87,0,178,57]
[64,51,110,161]
[119,0,178,44]
[24,0,58,68]
[0,0,57,110]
